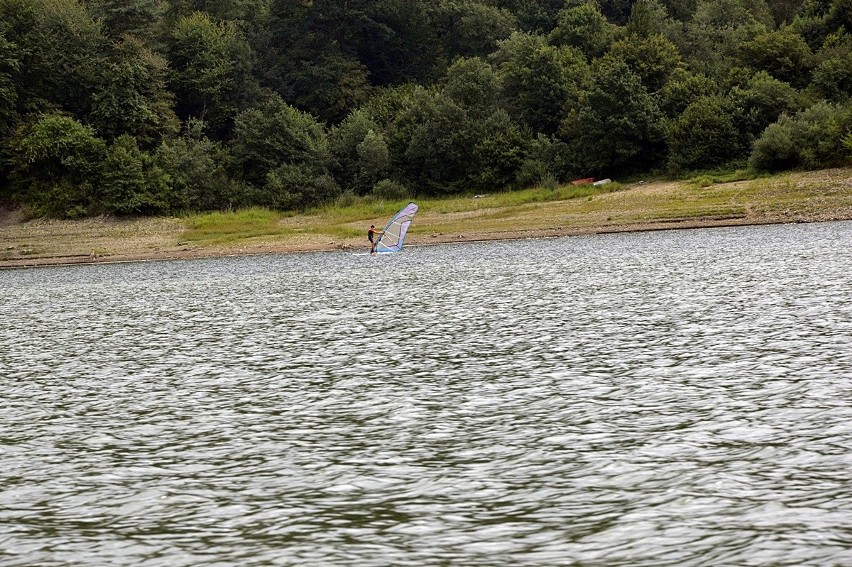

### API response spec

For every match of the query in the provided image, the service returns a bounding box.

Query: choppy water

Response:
[2,221,851,566]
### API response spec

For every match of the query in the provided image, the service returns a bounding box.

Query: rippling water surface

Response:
[2,221,852,565]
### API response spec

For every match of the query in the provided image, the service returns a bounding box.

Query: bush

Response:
[749,101,852,172]
[371,179,409,200]
[748,121,798,171]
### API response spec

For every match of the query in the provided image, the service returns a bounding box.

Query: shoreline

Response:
[2,167,851,269]
[0,215,841,270]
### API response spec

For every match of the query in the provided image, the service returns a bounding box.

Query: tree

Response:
[493,32,589,135]
[729,71,801,147]
[549,3,620,60]
[328,110,390,194]
[749,101,852,171]
[283,49,372,124]
[229,94,334,208]
[561,58,663,175]
[488,0,565,34]
[738,27,814,88]
[607,34,683,93]
[441,57,499,116]
[0,31,19,132]
[471,108,531,190]
[5,112,106,216]
[155,119,233,211]
[666,95,740,170]
[84,0,163,39]
[167,11,258,138]
[360,83,442,176]
[402,96,475,193]
[627,0,681,38]
[99,134,173,214]
[354,0,440,85]
[809,30,852,101]
[657,68,718,118]
[685,0,772,80]
[90,35,179,146]
[0,0,107,117]
[263,0,374,122]
[431,1,517,61]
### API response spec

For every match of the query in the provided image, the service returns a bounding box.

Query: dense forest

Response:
[0,0,850,217]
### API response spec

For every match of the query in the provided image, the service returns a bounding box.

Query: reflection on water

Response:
[2,221,851,565]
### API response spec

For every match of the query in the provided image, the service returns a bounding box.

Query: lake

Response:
[1,221,851,566]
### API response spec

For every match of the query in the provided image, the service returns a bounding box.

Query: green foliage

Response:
[627,0,681,38]
[329,110,385,195]
[356,129,391,193]
[6,112,105,216]
[549,3,619,60]
[442,57,499,114]
[607,34,683,93]
[515,134,571,187]
[491,0,564,33]
[100,134,174,215]
[0,30,19,130]
[432,1,517,60]
[361,84,443,179]
[168,11,257,137]
[283,49,372,124]
[657,68,718,118]
[471,109,531,190]
[371,178,409,200]
[809,31,852,101]
[402,97,474,193]
[155,119,234,212]
[686,0,771,80]
[666,96,740,171]
[0,0,847,216]
[749,100,852,171]
[729,71,801,146]
[230,95,338,209]
[738,27,814,88]
[0,0,106,117]
[90,35,179,146]
[85,0,163,39]
[261,165,340,211]
[561,57,663,175]
[230,94,329,188]
[493,32,589,134]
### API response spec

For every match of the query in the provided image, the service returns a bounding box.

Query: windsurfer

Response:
[368,225,383,255]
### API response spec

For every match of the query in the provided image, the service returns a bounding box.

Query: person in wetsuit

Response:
[368,224,383,254]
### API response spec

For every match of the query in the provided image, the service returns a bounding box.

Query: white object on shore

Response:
[593,178,612,186]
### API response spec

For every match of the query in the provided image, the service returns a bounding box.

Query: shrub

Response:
[749,101,852,172]
[371,179,409,200]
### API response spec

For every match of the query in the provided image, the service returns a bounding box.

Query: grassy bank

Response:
[2,167,851,268]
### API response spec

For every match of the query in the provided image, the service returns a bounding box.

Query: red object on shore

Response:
[570,177,595,185]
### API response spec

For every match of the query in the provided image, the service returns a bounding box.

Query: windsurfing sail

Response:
[375,202,419,253]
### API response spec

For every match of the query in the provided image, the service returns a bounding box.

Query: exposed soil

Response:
[2,168,851,269]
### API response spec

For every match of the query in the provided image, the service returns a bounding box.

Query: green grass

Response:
[174,167,852,250]
[178,182,627,247]
[182,207,295,245]
[686,168,758,188]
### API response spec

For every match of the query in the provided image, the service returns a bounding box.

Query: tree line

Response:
[0,0,851,217]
